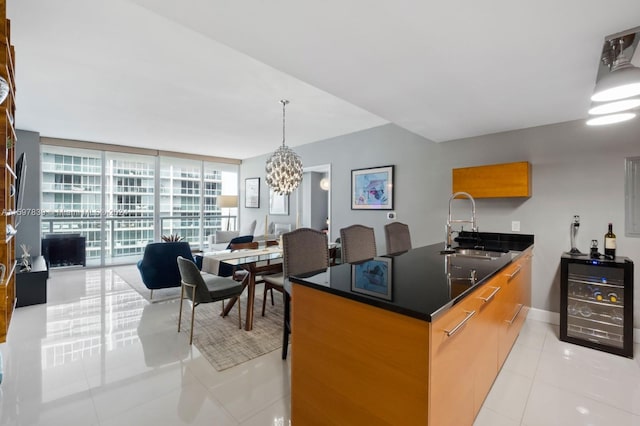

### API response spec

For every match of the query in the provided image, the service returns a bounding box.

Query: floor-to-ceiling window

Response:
[41,144,239,267]
[41,146,104,261]
[159,157,238,247]
[104,152,156,262]
[159,157,203,245]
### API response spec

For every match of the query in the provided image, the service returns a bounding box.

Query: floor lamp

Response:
[219,195,238,231]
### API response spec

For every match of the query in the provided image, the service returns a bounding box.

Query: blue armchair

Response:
[137,242,196,299]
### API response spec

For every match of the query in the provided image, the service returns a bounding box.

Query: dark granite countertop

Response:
[289,233,534,322]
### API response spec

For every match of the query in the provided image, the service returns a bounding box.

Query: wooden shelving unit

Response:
[0,0,17,343]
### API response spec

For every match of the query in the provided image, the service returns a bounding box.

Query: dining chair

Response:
[177,256,245,345]
[258,240,282,305]
[260,239,286,313]
[384,222,412,254]
[340,224,377,263]
[262,228,329,359]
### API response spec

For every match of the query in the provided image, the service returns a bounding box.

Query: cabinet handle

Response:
[505,304,524,325]
[478,286,501,303]
[444,310,476,337]
[506,266,522,281]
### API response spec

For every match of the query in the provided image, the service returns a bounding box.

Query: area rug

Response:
[177,291,284,371]
[112,264,181,303]
[114,263,284,370]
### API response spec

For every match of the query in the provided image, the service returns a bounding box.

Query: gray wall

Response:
[241,161,299,234]
[240,120,640,326]
[440,119,640,325]
[241,124,447,251]
[15,130,41,256]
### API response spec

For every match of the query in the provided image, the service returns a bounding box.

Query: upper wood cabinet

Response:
[452,161,531,198]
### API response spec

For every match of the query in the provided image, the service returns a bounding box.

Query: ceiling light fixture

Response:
[586,112,636,126]
[588,29,640,126]
[588,98,640,115]
[265,100,303,195]
[591,38,640,102]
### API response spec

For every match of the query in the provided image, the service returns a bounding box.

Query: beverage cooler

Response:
[560,254,634,358]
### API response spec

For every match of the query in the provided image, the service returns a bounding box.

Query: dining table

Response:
[201,245,283,331]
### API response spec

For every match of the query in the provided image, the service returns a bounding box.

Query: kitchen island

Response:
[289,234,533,426]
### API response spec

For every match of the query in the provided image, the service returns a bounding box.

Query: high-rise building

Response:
[41,145,237,266]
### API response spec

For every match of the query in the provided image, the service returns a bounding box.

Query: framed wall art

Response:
[245,178,260,208]
[351,257,392,300]
[269,189,289,215]
[351,165,394,210]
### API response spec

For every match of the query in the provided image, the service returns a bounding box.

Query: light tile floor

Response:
[0,268,638,425]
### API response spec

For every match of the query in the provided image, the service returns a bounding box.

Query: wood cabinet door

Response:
[430,293,482,426]
[452,161,531,198]
[519,251,533,308]
[472,281,502,414]
[497,251,532,366]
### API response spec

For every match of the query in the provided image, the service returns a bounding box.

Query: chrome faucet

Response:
[445,191,477,251]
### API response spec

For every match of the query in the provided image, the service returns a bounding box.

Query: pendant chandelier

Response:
[265,99,303,195]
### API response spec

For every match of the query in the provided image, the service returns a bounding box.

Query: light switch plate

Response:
[511,221,521,232]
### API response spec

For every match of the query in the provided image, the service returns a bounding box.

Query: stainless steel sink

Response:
[451,248,509,260]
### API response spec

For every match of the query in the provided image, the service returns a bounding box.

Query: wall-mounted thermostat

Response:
[387,211,396,220]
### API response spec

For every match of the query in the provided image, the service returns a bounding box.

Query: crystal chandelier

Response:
[265,100,303,195]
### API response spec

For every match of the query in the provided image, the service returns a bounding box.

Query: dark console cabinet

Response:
[16,256,49,307]
[42,234,87,268]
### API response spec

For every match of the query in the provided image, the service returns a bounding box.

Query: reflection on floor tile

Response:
[522,381,640,426]
[0,267,638,426]
[482,369,533,422]
[502,342,542,379]
[207,349,291,423]
[535,349,640,415]
[240,395,291,426]
[100,382,238,426]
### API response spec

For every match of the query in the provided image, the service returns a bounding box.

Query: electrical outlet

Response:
[511,221,521,232]
[387,211,396,220]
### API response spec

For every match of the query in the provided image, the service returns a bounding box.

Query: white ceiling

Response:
[8,0,640,160]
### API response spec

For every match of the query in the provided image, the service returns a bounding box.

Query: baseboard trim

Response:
[527,307,639,344]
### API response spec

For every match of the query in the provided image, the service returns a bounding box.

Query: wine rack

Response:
[560,254,634,358]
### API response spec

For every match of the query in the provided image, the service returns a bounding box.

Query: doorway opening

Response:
[298,164,331,239]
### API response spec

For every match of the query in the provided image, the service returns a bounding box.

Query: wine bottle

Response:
[592,287,603,302]
[579,305,593,318]
[567,304,578,316]
[604,223,616,258]
[611,310,623,325]
[607,291,619,303]
[587,285,603,301]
